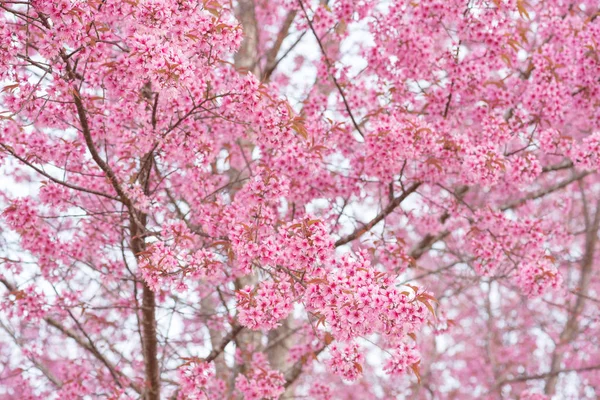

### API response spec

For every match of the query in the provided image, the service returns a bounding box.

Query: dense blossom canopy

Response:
[0,0,599,399]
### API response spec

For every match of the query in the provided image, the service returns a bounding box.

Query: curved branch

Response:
[0,278,141,394]
[204,324,244,364]
[0,144,119,201]
[297,0,365,139]
[501,170,592,211]
[335,182,421,247]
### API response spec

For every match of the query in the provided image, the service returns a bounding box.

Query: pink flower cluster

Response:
[520,391,549,400]
[1,285,48,322]
[139,223,221,291]
[306,252,429,342]
[326,342,365,381]
[2,0,600,397]
[308,382,333,400]
[177,359,225,400]
[466,209,564,297]
[383,342,421,376]
[235,353,285,400]
[236,280,294,330]
[515,260,562,298]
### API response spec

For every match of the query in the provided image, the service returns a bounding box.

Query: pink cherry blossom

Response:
[1,0,600,399]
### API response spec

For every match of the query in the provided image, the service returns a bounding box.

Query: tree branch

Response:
[0,144,119,201]
[284,344,327,389]
[0,278,141,394]
[262,10,297,82]
[335,182,421,247]
[0,320,63,388]
[501,170,592,211]
[297,0,365,139]
[204,324,244,364]
[545,195,600,395]
[500,363,600,385]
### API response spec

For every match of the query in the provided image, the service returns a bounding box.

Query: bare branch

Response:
[500,363,600,384]
[262,10,297,82]
[0,278,141,394]
[335,182,421,247]
[297,0,365,139]
[204,324,244,364]
[501,170,592,211]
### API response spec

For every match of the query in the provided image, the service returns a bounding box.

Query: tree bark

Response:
[131,210,160,400]
[545,196,600,395]
[234,0,260,75]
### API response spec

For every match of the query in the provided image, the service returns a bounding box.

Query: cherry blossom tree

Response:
[1,0,599,398]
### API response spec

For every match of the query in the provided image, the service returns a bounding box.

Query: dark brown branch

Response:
[0,320,63,388]
[234,0,260,73]
[298,0,365,139]
[405,186,468,262]
[0,278,141,394]
[409,230,450,261]
[284,344,327,388]
[204,324,244,364]
[499,363,600,385]
[545,195,600,395]
[70,88,133,207]
[129,185,159,400]
[442,81,454,119]
[262,10,297,82]
[500,170,592,211]
[541,159,573,172]
[262,30,307,84]
[0,144,119,201]
[60,52,159,399]
[140,283,160,399]
[335,182,421,247]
